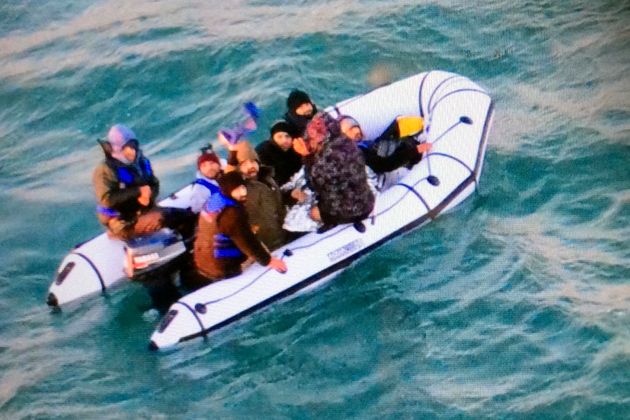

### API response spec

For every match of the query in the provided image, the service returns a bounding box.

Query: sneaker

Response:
[353,221,366,233]
[317,223,337,234]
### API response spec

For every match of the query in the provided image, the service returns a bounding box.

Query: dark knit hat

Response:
[287,89,312,112]
[269,120,292,138]
[218,171,246,196]
[197,150,221,168]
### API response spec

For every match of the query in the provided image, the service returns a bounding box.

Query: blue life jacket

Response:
[204,193,244,260]
[115,157,153,187]
[194,178,220,195]
[96,205,120,217]
[357,140,374,150]
[97,156,154,218]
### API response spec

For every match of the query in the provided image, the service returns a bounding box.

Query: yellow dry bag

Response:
[396,116,424,137]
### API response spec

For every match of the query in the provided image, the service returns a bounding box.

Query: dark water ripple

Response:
[0,0,629,418]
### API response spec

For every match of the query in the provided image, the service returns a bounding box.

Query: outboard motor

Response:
[123,228,188,280]
[123,228,193,312]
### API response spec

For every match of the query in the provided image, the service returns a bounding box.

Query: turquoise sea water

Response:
[1,1,629,418]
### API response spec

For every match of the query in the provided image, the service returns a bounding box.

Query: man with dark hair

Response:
[284,89,317,138]
[220,135,288,250]
[255,120,303,187]
[188,171,287,289]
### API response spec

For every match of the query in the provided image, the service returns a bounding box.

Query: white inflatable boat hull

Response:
[149,70,494,350]
[47,187,196,307]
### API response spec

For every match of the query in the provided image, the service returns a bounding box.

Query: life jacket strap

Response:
[96,205,120,218]
[213,233,244,259]
[194,178,220,194]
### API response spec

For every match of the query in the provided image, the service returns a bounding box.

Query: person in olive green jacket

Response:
[93,124,196,242]
[219,134,288,251]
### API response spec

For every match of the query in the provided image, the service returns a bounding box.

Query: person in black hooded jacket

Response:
[283,89,317,138]
[255,120,303,187]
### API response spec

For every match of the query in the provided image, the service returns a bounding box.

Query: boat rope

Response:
[430,89,489,115]
[427,75,463,112]
[175,301,207,335]
[418,71,431,118]
[73,252,106,292]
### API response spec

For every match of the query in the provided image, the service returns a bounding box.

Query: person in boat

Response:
[220,135,288,250]
[278,120,328,235]
[338,115,433,174]
[189,171,287,289]
[284,89,317,138]
[302,113,375,234]
[93,124,194,241]
[255,120,303,188]
[189,147,222,214]
[283,120,378,235]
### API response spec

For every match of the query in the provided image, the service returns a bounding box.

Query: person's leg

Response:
[145,279,181,314]
[137,264,182,313]
[179,263,219,292]
[133,210,164,235]
[349,209,372,233]
[133,207,197,239]
[285,230,307,242]
[106,217,134,240]
[316,211,338,234]
[352,217,368,233]
[160,207,197,241]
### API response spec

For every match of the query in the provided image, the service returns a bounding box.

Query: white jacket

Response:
[189,172,219,214]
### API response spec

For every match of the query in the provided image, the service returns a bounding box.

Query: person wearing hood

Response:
[188,171,287,289]
[93,124,194,241]
[255,120,303,188]
[189,148,222,214]
[283,89,317,138]
[303,113,376,234]
[220,134,288,251]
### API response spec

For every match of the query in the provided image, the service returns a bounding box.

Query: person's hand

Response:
[309,206,321,222]
[143,213,162,232]
[267,257,287,273]
[417,142,433,154]
[217,131,237,152]
[138,185,152,206]
[291,188,307,203]
[292,137,310,156]
[133,210,163,234]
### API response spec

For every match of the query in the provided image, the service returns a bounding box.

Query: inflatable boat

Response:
[47,181,199,307]
[148,70,494,350]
